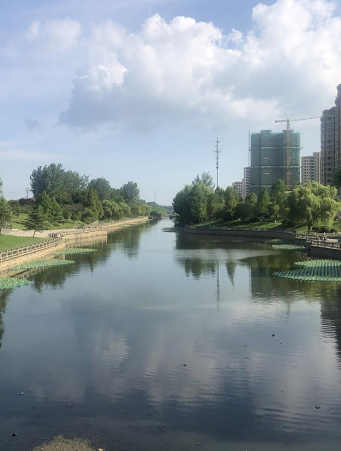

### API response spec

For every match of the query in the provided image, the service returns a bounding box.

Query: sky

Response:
[1,0,341,204]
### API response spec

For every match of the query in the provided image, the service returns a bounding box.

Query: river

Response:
[1,219,341,451]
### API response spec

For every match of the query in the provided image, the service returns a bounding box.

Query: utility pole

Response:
[214,129,221,188]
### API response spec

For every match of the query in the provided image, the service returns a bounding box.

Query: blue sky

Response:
[1,0,341,204]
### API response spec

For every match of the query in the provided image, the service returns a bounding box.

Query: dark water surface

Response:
[1,219,341,451]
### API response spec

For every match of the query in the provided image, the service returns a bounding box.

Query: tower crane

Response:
[275,116,320,189]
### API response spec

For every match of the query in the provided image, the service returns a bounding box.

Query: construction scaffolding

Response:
[250,130,300,195]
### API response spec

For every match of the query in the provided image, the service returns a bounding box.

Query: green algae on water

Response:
[0,278,30,291]
[272,244,307,251]
[9,259,75,271]
[53,248,97,255]
[274,260,341,282]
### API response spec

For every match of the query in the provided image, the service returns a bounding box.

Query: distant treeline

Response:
[173,172,340,233]
[0,164,172,234]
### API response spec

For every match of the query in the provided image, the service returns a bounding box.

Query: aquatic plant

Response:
[0,278,30,291]
[272,244,307,251]
[53,248,97,255]
[266,239,283,244]
[10,260,75,271]
[274,260,341,282]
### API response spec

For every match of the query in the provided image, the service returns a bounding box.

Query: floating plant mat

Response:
[53,248,97,255]
[266,239,284,244]
[272,244,307,251]
[274,260,341,282]
[294,259,341,268]
[0,278,30,290]
[10,259,75,271]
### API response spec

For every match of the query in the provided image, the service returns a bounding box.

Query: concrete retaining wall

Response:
[0,240,65,272]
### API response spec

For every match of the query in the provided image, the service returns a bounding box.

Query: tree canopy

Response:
[30,163,89,203]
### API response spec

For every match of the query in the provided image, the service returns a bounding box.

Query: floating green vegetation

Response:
[274,260,341,282]
[10,259,75,271]
[294,259,341,268]
[0,278,30,291]
[53,248,97,255]
[267,238,283,244]
[272,244,307,251]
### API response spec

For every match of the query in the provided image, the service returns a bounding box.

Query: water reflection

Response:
[0,289,11,349]
[1,221,341,451]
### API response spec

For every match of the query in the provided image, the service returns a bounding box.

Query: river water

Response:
[1,219,341,451]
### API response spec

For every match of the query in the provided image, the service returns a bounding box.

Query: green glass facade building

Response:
[251,130,300,195]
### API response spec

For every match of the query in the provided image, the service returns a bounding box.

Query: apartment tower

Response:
[251,130,300,195]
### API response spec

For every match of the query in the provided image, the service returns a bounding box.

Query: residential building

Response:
[301,152,321,184]
[335,84,341,169]
[321,107,336,185]
[242,166,251,199]
[232,181,243,197]
[313,151,321,183]
[250,130,300,195]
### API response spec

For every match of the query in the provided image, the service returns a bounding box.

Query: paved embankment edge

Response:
[0,217,151,273]
[183,226,341,260]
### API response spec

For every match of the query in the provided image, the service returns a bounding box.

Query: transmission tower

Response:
[214,129,221,188]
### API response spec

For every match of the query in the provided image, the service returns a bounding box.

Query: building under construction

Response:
[251,130,300,195]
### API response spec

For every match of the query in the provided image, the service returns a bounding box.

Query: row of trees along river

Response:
[0,164,171,235]
[173,172,341,233]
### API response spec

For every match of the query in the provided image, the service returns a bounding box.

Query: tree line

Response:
[0,164,170,235]
[173,172,340,233]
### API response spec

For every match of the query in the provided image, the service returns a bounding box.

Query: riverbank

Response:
[183,225,341,259]
[0,217,150,273]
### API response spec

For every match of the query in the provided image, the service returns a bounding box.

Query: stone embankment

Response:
[0,217,150,273]
[184,226,341,259]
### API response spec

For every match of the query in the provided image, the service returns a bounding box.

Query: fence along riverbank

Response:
[0,217,150,273]
[183,226,341,260]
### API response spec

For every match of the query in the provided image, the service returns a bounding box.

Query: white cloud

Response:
[25,18,82,54]
[21,0,339,131]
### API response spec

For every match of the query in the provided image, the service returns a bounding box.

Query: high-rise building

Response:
[335,84,341,169]
[232,181,243,197]
[242,167,251,199]
[313,151,321,183]
[321,107,336,185]
[250,130,300,195]
[301,152,321,184]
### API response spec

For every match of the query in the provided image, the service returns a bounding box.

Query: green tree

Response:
[30,163,89,203]
[270,179,287,220]
[192,172,215,190]
[224,186,240,220]
[84,187,104,222]
[89,178,112,201]
[287,182,338,232]
[235,201,253,221]
[25,206,47,237]
[190,183,211,223]
[0,198,12,234]
[120,182,140,205]
[257,189,270,217]
[173,185,193,225]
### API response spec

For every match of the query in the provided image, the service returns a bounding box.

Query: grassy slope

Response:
[0,235,48,252]
[12,213,85,231]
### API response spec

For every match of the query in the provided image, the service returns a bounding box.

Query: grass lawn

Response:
[0,235,49,252]
[12,213,85,231]
[11,213,28,230]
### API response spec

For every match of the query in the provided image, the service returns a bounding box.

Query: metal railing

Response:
[0,237,64,262]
